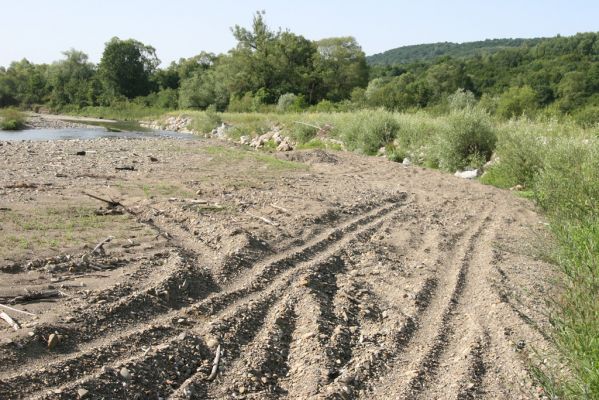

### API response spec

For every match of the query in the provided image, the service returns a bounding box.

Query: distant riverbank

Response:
[25,113,117,130]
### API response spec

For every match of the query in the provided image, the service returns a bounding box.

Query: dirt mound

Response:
[0,139,556,399]
[279,149,340,164]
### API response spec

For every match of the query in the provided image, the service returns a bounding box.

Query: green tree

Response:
[48,49,96,108]
[315,37,369,101]
[497,85,538,118]
[98,37,160,99]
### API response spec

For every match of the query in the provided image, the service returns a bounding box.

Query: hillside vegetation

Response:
[367,38,544,65]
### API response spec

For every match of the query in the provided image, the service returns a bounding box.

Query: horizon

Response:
[2,0,598,68]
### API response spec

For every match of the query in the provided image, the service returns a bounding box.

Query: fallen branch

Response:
[270,203,291,214]
[0,303,36,317]
[83,192,121,208]
[0,311,20,330]
[293,121,321,130]
[207,344,221,381]
[92,236,114,255]
[246,212,279,227]
[9,290,61,304]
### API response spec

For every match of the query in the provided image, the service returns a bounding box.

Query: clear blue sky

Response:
[2,0,598,67]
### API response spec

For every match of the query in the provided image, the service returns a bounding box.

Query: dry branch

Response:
[246,212,279,227]
[293,121,321,130]
[83,192,121,208]
[270,203,291,214]
[6,290,61,304]
[0,303,36,317]
[207,344,221,381]
[0,311,20,330]
[92,236,114,255]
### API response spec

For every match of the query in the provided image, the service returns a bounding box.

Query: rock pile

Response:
[246,127,294,152]
[140,116,193,133]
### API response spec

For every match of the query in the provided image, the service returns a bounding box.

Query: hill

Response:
[367,38,544,65]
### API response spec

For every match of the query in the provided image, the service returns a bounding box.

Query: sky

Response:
[1,0,598,67]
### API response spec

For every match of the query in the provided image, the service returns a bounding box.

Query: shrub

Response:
[497,85,538,119]
[340,110,400,155]
[533,139,599,397]
[290,123,318,144]
[435,108,496,171]
[480,128,546,188]
[447,89,477,111]
[276,93,305,113]
[0,108,26,130]
[573,105,599,127]
[190,107,222,133]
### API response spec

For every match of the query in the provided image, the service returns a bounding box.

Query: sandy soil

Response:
[0,138,557,399]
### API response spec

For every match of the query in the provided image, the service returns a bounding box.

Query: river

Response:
[0,127,198,141]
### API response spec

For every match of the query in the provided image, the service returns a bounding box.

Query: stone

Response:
[276,140,293,152]
[77,388,89,398]
[402,158,412,166]
[47,333,60,350]
[454,169,480,179]
[240,135,250,145]
[120,367,131,380]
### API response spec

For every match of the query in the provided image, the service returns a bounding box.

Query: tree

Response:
[314,37,369,102]
[98,37,160,99]
[497,85,538,118]
[48,49,96,107]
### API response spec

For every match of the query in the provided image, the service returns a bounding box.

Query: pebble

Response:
[47,333,60,350]
[77,388,89,398]
[120,367,132,380]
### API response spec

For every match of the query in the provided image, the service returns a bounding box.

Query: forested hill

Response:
[367,38,544,65]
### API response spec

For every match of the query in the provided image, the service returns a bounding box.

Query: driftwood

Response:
[246,212,279,227]
[0,311,20,330]
[115,165,135,171]
[207,344,221,381]
[92,236,114,255]
[0,303,36,317]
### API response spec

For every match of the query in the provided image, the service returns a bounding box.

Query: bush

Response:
[480,128,546,188]
[340,110,400,155]
[533,139,599,397]
[497,85,538,119]
[189,107,222,133]
[276,93,305,113]
[290,123,318,144]
[447,89,477,111]
[435,108,496,171]
[0,108,26,130]
[573,105,599,127]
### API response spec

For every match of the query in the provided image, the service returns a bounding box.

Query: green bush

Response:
[481,128,546,189]
[497,85,538,119]
[573,105,599,127]
[533,139,599,397]
[189,108,222,133]
[290,123,318,144]
[0,108,26,130]
[276,93,305,113]
[435,107,496,171]
[340,110,400,155]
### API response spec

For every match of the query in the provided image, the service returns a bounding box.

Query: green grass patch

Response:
[203,145,307,170]
[0,108,26,130]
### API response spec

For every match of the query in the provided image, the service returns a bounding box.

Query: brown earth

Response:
[0,138,557,399]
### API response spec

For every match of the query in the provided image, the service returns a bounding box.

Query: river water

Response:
[0,127,198,141]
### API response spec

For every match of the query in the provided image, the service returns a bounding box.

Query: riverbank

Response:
[24,113,117,130]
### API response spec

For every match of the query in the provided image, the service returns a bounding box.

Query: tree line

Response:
[0,12,597,123]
